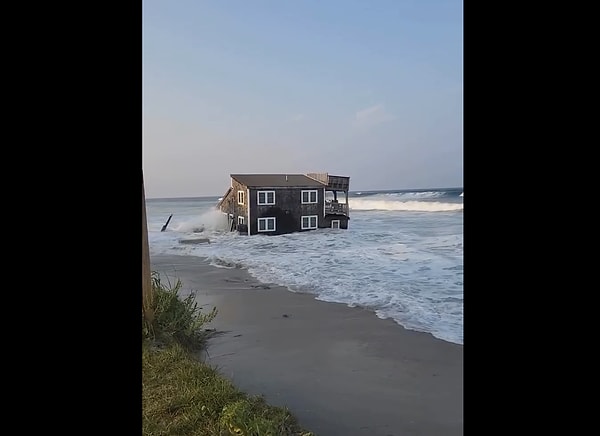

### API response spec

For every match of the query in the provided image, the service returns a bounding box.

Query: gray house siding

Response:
[231,179,249,225]
[248,187,325,235]
[219,179,249,231]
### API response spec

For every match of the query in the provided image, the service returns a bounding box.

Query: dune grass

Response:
[142,272,313,436]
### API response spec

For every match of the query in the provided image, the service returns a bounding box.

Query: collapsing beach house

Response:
[217,173,350,235]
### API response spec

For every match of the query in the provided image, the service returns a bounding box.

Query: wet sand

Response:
[151,254,463,436]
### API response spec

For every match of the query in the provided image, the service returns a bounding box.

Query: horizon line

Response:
[147,186,464,201]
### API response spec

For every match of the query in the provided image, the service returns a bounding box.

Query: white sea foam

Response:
[382,191,446,199]
[174,209,228,233]
[350,199,463,212]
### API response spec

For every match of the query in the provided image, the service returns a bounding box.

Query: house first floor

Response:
[223,209,349,235]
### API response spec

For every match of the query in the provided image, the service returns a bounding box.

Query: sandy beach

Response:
[151,254,463,436]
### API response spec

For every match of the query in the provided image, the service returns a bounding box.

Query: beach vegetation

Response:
[143,271,217,350]
[142,272,313,436]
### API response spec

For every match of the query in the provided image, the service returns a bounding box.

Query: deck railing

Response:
[325,201,348,214]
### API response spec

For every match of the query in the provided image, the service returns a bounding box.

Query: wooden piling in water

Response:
[161,214,173,232]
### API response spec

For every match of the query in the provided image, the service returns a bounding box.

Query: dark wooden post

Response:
[345,190,349,217]
[142,170,154,323]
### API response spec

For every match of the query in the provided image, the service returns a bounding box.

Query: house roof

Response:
[230,174,327,188]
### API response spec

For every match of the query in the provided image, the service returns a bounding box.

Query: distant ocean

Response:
[146,188,463,345]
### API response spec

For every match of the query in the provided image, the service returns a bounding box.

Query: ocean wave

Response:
[383,191,446,199]
[350,199,463,212]
[349,189,462,199]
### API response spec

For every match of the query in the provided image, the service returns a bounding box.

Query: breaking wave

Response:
[174,209,228,232]
[350,199,463,212]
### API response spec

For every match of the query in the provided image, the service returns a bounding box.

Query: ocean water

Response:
[146,188,463,345]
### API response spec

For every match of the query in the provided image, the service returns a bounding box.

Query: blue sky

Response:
[143,0,463,198]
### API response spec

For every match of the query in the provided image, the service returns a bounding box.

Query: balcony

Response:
[325,201,348,215]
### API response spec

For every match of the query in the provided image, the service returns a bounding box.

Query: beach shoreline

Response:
[151,254,463,436]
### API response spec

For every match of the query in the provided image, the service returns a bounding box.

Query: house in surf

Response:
[217,173,350,235]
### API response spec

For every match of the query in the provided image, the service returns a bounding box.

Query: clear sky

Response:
[143,0,463,198]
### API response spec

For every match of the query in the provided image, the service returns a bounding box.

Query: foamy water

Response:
[146,188,463,344]
[350,198,463,212]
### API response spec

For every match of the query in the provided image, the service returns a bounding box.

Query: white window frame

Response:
[257,217,276,232]
[257,190,276,205]
[238,216,245,225]
[331,220,340,229]
[237,190,245,205]
[301,190,318,204]
[301,215,318,230]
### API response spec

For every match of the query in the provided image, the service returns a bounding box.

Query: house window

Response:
[238,216,245,225]
[301,190,318,204]
[301,215,318,230]
[258,217,276,232]
[238,191,245,205]
[257,190,275,205]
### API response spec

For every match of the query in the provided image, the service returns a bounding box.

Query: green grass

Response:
[143,272,313,436]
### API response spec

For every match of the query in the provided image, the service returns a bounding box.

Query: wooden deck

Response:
[325,201,348,214]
